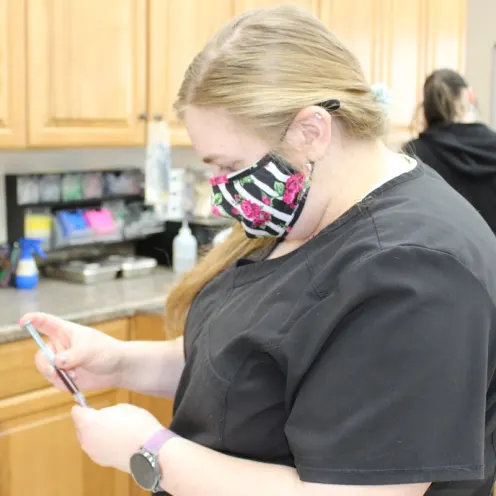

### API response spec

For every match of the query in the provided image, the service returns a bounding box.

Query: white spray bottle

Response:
[172,220,198,274]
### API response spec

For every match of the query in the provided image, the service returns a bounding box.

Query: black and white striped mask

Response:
[209,154,313,238]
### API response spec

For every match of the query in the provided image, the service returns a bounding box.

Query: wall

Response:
[465,0,496,125]
[0,146,202,243]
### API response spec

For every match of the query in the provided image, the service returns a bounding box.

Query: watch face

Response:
[130,452,159,491]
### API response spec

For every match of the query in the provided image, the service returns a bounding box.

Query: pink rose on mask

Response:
[211,205,222,216]
[240,200,262,220]
[283,173,305,206]
[209,175,229,186]
[262,195,271,205]
[232,207,240,216]
[253,211,271,227]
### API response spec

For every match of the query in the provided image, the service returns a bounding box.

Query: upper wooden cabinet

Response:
[320,0,380,85]
[0,0,467,149]
[375,0,427,134]
[0,0,26,148]
[235,0,319,14]
[423,0,466,75]
[27,0,147,147]
[148,0,235,147]
[320,0,466,140]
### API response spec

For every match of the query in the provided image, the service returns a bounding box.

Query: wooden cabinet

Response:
[319,0,466,144]
[321,0,380,85]
[0,315,175,496]
[383,0,466,140]
[0,319,131,496]
[148,0,235,147]
[0,0,26,148]
[235,0,319,15]
[26,0,147,147]
[423,0,466,76]
[0,387,131,496]
[0,0,467,149]
[376,0,427,137]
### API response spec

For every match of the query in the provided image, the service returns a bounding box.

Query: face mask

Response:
[209,154,313,238]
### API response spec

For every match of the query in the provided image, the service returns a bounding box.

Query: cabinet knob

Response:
[153,113,163,121]
[138,112,148,120]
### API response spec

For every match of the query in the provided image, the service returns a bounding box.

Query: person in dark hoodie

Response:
[403,68,496,234]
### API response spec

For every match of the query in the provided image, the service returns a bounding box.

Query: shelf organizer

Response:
[5,169,165,251]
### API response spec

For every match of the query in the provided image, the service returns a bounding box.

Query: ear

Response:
[284,106,333,162]
[467,87,476,105]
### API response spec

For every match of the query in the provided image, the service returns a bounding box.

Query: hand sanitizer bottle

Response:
[172,220,198,274]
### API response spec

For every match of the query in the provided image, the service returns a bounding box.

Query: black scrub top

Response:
[168,162,496,495]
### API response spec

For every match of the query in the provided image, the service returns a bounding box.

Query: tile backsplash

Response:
[0,146,202,243]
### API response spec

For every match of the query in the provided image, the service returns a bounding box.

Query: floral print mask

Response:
[209,154,313,238]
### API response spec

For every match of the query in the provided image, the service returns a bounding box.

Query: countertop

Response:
[0,268,177,343]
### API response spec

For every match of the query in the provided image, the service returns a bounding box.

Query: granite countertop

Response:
[0,268,177,343]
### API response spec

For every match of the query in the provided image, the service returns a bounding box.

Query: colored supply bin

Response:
[56,210,91,238]
[84,208,117,235]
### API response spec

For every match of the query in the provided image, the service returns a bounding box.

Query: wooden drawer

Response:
[0,386,131,495]
[0,318,129,401]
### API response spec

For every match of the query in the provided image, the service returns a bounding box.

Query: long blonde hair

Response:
[164,4,386,338]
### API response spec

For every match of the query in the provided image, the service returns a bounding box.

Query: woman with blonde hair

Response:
[22,5,496,496]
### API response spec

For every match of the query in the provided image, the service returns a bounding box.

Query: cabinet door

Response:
[27,0,147,147]
[0,319,129,401]
[129,313,174,496]
[0,0,26,148]
[0,387,130,496]
[320,0,380,84]
[235,0,319,15]
[148,0,235,147]
[382,0,466,143]
[424,0,466,74]
[377,0,427,140]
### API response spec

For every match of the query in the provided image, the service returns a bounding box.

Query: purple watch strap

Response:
[143,428,178,454]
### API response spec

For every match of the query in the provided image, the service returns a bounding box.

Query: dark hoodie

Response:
[403,122,496,234]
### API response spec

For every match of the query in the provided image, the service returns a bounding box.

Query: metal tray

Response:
[45,260,120,284]
[106,255,157,279]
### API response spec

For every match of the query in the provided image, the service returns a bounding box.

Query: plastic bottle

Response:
[15,238,47,290]
[172,220,198,274]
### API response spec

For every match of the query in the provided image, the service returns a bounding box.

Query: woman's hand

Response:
[20,312,126,391]
[71,403,163,472]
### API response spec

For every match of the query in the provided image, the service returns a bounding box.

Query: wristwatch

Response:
[130,428,178,492]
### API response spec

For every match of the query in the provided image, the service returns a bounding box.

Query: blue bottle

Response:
[15,238,47,290]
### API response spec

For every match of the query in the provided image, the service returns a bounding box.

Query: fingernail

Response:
[57,352,67,365]
[47,366,55,378]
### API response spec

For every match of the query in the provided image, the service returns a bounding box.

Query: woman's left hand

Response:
[72,403,164,473]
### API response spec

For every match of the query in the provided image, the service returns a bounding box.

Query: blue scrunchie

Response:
[371,83,393,111]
